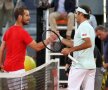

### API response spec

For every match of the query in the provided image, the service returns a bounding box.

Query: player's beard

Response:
[22,21,29,25]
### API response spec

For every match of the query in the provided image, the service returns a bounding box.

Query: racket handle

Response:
[68,54,78,63]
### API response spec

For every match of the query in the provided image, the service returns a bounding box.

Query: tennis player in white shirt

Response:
[61,5,96,90]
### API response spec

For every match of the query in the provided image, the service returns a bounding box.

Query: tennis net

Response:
[0,59,59,90]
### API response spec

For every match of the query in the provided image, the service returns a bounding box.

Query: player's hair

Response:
[95,25,108,32]
[79,5,90,19]
[14,6,28,20]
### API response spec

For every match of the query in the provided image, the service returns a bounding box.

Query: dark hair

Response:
[95,25,107,32]
[79,5,90,19]
[14,6,28,20]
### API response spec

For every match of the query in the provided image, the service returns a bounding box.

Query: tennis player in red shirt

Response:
[0,6,56,72]
[0,6,58,90]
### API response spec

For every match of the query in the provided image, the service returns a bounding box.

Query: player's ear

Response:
[18,15,23,20]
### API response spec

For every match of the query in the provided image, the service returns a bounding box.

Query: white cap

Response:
[76,7,88,15]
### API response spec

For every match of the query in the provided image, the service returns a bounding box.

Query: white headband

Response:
[76,7,88,15]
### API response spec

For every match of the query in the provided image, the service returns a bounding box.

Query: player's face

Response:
[75,11,82,24]
[22,10,30,25]
[96,30,107,40]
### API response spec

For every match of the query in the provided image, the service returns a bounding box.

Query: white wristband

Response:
[59,36,63,41]
[56,36,63,42]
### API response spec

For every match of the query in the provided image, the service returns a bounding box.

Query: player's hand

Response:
[50,30,60,42]
[61,48,72,55]
[48,34,58,43]
[0,64,4,72]
[66,35,71,40]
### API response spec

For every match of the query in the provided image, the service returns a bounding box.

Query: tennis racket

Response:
[42,30,62,52]
[42,30,78,63]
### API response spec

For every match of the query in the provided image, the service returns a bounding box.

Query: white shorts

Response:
[68,67,96,90]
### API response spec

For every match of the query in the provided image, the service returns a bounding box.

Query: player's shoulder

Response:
[7,25,22,31]
[4,26,14,34]
[80,21,94,30]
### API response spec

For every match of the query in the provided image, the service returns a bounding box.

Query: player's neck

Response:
[14,21,23,27]
[80,18,87,24]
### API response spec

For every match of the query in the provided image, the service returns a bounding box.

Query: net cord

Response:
[0,59,58,78]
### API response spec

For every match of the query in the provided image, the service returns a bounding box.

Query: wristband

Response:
[59,36,63,41]
[56,36,63,42]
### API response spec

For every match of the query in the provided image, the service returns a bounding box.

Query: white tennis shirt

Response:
[72,20,96,69]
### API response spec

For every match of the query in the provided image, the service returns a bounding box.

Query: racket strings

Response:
[50,42,62,52]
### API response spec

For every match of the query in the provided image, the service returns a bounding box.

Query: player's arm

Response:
[28,33,57,51]
[0,41,6,69]
[62,38,73,47]
[28,39,51,51]
[25,30,57,51]
[71,37,92,52]
[61,37,92,55]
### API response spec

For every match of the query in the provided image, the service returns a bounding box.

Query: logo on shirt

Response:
[82,34,87,36]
